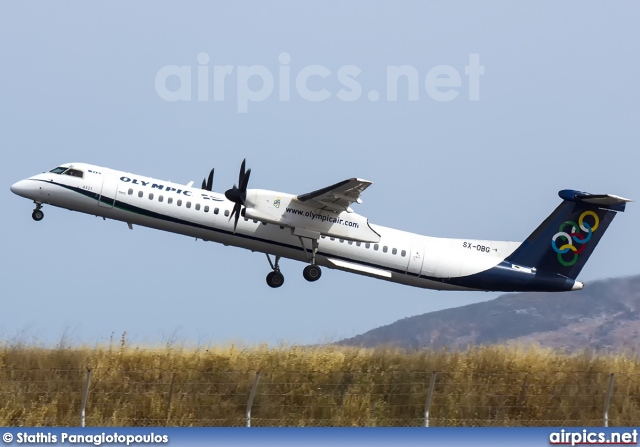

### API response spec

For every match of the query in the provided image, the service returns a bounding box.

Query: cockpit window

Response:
[49,167,68,174]
[64,169,84,178]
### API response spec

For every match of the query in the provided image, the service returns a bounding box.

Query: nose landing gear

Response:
[32,202,44,221]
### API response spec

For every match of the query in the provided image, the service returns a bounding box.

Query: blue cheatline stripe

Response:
[35,179,456,284]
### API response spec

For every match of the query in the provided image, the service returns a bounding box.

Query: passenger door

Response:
[98,174,118,208]
[406,243,425,276]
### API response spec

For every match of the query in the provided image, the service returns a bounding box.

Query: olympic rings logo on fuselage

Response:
[551,211,600,267]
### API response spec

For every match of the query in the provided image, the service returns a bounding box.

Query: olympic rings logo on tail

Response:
[551,211,600,267]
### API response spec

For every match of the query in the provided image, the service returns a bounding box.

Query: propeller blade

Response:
[201,179,207,190]
[239,159,246,186]
[239,169,251,203]
[234,206,241,232]
[206,168,214,191]
[229,202,242,233]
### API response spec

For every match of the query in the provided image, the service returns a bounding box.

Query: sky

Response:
[1,2,639,347]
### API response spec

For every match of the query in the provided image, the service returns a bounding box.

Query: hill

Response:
[338,275,640,352]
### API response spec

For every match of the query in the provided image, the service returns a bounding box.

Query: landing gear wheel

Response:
[303,265,322,282]
[266,271,285,288]
[32,209,44,221]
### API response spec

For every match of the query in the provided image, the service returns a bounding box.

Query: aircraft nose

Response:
[10,179,33,198]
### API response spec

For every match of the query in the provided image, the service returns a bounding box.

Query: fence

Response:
[0,369,638,427]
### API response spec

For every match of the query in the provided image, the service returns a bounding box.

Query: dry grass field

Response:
[0,338,639,426]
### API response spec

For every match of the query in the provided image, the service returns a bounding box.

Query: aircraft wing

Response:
[295,178,372,212]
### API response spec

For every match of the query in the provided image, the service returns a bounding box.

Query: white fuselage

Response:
[11,163,524,291]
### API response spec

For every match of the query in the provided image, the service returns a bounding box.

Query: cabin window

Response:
[149,193,154,200]
[128,188,133,195]
[168,197,173,204]
[383,246,388,253]
[158,195,164,203]
[339,239,344,243]
[177,199,182,206]
[204,205,209,212]
[330,237,335,241]
[392,248,397,255]
[244,217,248,221]
[195,203,201,211]
[262,222,267,225]
[138,191,143,198]
[348,240,353,245]
[365,243,370,249]
[64,169,84,178]
[186,202,191,208]
[356,242,361,247]
[401,250,407,257]
[374,244,379,251]
[214,207,219,215]
[224,210,229,217]
[49,167,68,174]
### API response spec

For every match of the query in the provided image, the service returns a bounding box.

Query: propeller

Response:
[224,159,251,233]
[201,168,214,191]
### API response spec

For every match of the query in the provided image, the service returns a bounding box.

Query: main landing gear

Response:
[303,265,322,282]
[32,202,44,221]
[264,237,324,288]
[265,254,285,288]
[299,236,322,283]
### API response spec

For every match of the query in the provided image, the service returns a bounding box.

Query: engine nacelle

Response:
[244,189,380,242]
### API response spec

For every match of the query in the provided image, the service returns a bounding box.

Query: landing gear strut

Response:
[32,202,44,222]
[265,254,284,288]
[298,236,322,282]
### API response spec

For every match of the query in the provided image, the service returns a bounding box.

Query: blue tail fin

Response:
[505,190,630,279]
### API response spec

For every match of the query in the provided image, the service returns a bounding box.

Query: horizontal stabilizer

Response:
[558,190,632,212]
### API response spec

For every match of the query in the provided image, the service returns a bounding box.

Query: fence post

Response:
[246,372,261,428]
[165,372,176,426]
[81,369,92,427]
[518,374,528,408]
[424,372,438,427]
[603,373,615,427]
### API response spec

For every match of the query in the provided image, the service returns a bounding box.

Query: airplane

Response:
[10,161,631,292]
